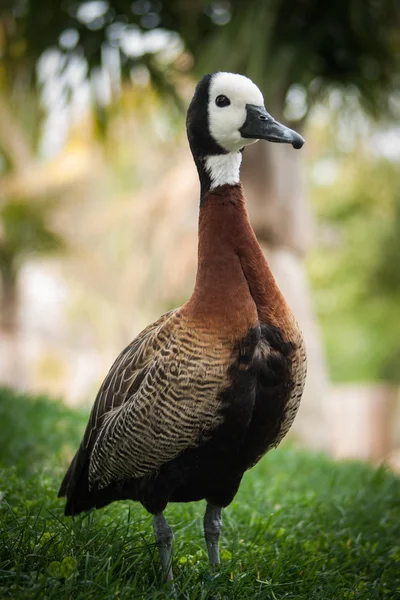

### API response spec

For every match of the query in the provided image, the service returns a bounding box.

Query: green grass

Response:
[0,388,399,599]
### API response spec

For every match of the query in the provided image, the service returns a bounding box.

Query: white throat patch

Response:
[205,152,242,189]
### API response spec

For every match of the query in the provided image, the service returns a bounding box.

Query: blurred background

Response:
[1,0,400,464]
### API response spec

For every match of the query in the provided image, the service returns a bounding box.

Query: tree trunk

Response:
[241,139,329,449]
[0,267,24,388]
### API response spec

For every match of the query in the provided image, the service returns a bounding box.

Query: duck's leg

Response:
[153,512,174,581]
[204,503,222,567]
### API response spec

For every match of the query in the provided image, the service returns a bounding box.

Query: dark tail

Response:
[58,444,96,516]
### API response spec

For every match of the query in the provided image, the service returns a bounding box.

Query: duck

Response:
[58,72,307,581]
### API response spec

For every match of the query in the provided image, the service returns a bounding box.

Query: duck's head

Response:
[187,72,304,194]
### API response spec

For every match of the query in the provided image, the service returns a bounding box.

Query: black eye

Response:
[215,95,231,107]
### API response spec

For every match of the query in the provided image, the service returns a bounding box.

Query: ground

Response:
[0,388,399,599]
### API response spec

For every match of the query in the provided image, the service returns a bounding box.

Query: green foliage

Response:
[2,0,399,117]
[1,388,400,598]
[0,200,65,292]
[195,0,400,114]
[308,125,400,382]
[0,200,64,273]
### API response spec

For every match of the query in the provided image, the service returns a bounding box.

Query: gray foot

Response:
[153,512,174,581]
[204,503,222,566]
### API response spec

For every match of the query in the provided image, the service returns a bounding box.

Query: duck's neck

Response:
[185,182,292,336]
[194,152,243,201]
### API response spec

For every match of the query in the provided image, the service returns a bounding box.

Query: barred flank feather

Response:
[89,311,230,489]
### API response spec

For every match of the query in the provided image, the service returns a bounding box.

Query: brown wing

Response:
[83,309,177,451]
[58,309,182,505]
[86,312,231,490]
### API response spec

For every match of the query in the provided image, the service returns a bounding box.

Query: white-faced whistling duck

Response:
[59,72,307,581]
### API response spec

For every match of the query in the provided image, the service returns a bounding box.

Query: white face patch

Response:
[205,153,242,189]
[208,72,264,153]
